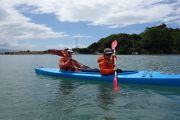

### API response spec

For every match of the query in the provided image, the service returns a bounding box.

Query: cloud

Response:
[0,0,179,49]
[73,34,92,38]
[21,0,179,27]
[0,41,36,50]
[4,0,178,27]
[0,0,68,49]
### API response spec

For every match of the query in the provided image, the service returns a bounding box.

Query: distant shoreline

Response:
[0,51,49,55]
[0,51,180,55]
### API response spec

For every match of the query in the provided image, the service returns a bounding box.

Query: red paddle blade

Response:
[113,77,120,92]
[111,40,118,49]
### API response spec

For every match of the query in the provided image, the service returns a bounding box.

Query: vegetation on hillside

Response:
[74,24,180,54]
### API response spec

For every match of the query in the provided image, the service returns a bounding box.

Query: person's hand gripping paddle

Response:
[111,40,120,92]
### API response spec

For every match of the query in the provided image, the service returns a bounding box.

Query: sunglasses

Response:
[105,53,112,56]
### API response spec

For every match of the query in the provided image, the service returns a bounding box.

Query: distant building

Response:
[132,52,138,55]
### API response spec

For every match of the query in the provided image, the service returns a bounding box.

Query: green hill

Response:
[74,24,180,54]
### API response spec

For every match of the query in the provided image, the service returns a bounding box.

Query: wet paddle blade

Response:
[111,40,118,49]
[113,76,120,92]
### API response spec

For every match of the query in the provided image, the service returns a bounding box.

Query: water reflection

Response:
[123,83,180,95]
[97,85,115,110]
[58,79,74,95]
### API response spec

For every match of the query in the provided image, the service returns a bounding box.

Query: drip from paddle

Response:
[111,40,120,92]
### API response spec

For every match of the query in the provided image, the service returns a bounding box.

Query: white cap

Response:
[67,49,73,53]
[104,48,112,54]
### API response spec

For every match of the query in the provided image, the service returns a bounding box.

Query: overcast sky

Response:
[0,0,179,50]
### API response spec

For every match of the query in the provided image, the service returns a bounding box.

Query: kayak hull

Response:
[35,67,180,86]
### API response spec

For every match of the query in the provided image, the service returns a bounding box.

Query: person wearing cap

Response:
[97,48,118,75]
[48,48,89,71]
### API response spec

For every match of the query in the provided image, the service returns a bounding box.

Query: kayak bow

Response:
[35,67,180,86]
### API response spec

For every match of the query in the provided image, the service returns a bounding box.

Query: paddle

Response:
[111,40,120,92]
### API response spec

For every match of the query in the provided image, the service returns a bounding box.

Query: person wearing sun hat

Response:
[48,48,89,71]
[97,48,120,75]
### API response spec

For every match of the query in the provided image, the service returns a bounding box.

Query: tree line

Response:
[73,24,180,54]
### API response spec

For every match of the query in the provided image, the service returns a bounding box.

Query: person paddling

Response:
[97,48,121,75]
[48,48,89,71]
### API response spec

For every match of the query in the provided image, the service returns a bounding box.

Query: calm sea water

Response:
[0,55,180,120]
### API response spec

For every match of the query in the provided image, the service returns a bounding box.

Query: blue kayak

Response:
[35,67,180,86]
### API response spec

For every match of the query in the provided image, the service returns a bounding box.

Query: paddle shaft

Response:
[111,40,119,91]
[113,49,117,78]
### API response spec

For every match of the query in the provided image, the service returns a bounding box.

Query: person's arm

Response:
[48,49,64,57]
[111,53,121,72]
[112,53,116,64]
[71,59,90,69]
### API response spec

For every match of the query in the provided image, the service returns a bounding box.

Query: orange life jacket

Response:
[49,49,84,71]
[59,57,83,71]
[97,55,115,75]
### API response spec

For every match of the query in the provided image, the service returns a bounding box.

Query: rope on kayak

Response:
[142,71,153,77]
[142,71,149,77]
[150,71,153,77]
